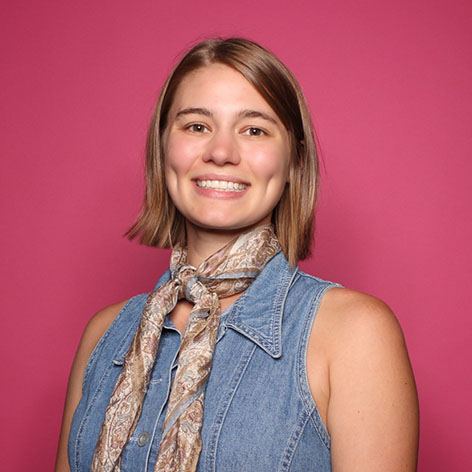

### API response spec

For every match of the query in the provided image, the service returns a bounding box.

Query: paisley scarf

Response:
[92,224,281,471]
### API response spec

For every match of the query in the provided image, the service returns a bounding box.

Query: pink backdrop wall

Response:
[1,1,471,470]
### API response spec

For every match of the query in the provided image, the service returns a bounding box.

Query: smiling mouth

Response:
[195,179,248,192]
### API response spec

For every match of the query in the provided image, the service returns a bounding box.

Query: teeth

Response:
[196,180,247,191]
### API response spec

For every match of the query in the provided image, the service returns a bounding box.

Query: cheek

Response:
[164,136,199,174]
[249,146,290,182]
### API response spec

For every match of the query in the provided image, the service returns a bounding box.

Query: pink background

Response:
[1,1,471,470]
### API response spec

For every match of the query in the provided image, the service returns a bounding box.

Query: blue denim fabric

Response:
[68,251,343,471]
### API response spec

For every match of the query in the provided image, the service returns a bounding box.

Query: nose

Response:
[202,129,240,166]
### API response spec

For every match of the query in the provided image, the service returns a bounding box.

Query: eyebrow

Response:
[175,107,278,125]
[238,109,278,124]
[175,107,212,119]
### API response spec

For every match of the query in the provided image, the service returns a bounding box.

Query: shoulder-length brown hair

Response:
[126,37,320,266]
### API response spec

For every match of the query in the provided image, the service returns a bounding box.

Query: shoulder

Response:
[305,284,408,389]
[77,299,130,364]
[88,299,130,331]
[294,272,402,340]
[316,287,406,355]
[306,284,412,401]
[320,286,400,328]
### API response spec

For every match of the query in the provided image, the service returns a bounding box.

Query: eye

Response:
[244,127,266,137]
[186,123,209,133]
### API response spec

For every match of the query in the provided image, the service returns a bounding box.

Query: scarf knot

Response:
[172,264,211,305]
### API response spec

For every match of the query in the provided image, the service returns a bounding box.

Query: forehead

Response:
[170,63,274,113]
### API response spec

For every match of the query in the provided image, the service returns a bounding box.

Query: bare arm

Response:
[54,300,128,472]
[309,288,419,471]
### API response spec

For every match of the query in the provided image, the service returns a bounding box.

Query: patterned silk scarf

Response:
[92,224,281,471]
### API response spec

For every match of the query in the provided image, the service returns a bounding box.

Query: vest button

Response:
[137,432,150,447]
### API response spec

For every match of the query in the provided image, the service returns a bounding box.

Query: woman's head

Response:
[127,37,320,266]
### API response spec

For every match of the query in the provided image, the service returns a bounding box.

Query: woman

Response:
[56,37,419,471]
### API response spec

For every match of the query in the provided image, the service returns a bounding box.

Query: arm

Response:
[54,300,128,472]
[309,288,419,471]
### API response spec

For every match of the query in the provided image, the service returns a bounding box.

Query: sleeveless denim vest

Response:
[68,252,343,471]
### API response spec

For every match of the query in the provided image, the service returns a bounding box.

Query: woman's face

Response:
[162,63,291,233]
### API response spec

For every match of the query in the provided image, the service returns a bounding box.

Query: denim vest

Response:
[68,251,343,471]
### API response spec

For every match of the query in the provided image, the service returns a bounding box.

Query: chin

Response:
[186,214,271,234]
[190,220,248,232]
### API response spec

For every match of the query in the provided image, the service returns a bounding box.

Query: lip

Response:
[192,173,250,185]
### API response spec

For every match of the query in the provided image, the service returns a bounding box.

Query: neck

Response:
[184,220,270,267]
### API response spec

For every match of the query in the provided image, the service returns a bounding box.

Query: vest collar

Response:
[222,251,298,358]
[153,251,298,359]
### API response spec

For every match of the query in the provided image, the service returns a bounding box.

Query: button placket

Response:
[144,330,183,470]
